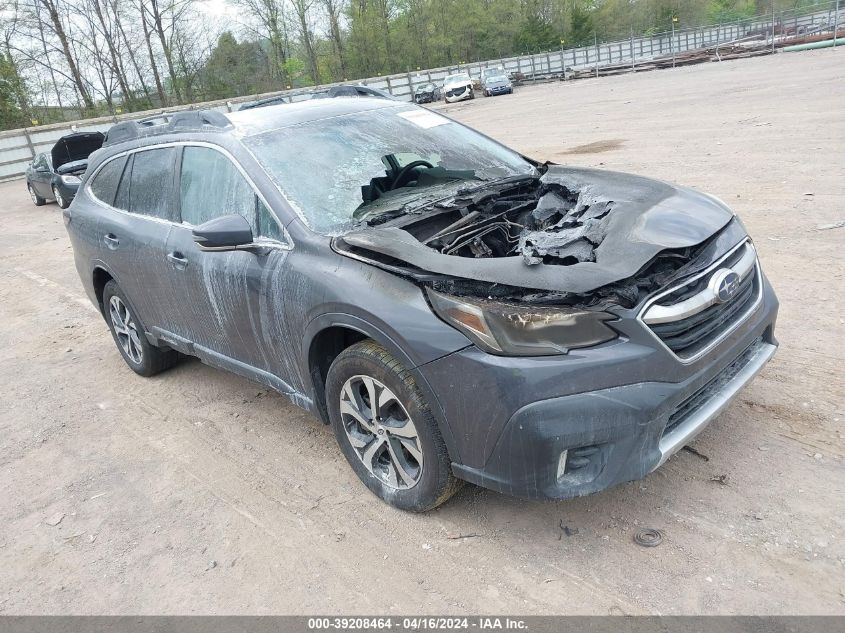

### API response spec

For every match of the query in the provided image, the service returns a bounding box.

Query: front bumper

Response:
[420,273,779,500]
[444,86,472,102]
[485,84,512,95]
[54,178,80,202]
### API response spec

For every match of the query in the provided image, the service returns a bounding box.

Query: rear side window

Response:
[180,146,283,241]
[89,156,127,206]
[128,148,177,221]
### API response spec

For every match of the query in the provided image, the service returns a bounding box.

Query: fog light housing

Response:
[556,450,569,483]
[556,444,605,486]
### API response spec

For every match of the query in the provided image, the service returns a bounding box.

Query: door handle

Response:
[167,251,188,270]
[103,233,119,249]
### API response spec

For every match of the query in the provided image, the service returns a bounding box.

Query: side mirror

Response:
[192,214,254,251]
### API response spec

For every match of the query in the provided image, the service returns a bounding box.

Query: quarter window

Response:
[89,156,127,206]
[179,146,283,241]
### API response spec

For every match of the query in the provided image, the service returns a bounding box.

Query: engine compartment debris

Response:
[401,177,615,267]
[336,165,740,308]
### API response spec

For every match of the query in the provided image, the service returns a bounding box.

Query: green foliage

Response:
[707,0,755,23]
[200,32,271,100]
[281,58,307,86]
[0,51,29,129]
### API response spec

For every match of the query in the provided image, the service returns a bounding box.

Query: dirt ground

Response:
[1,49,843,615]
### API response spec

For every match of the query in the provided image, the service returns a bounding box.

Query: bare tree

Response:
[136,0,167,105]
[144,0,186,103]
[235,0,290,86]
[291,0,318,84]
[36,0,95,108]
[110,0,153,105]
[321,0,346,80]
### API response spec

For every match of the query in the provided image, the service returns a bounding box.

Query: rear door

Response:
[164,144,294,381]
[95,147,180,333]
[31,154,53,198]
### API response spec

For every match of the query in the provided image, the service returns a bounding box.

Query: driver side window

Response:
[179,146,284,242]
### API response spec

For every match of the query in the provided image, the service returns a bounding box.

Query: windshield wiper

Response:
[454,172,540,197]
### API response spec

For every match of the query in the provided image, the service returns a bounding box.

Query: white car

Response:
[442,73,474,103]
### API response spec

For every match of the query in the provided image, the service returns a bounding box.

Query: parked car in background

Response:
[26,131,104,209]
[481,71,513,97]
[239,84,394,111]
[414,82,441,104]
[442,73,474,103]
[480,67,505,84]
[65,101,778,512]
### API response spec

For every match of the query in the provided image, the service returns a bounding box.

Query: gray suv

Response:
[65,99,779,511]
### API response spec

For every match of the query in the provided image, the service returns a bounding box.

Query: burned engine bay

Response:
[335,166,740,309]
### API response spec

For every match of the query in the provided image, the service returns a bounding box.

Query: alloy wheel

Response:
[339,375,423,490]
[53,186,64,208]
[109,295,143,364]
[28,184,37,204]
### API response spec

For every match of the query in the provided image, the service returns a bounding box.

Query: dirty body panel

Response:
[65,101,779,504]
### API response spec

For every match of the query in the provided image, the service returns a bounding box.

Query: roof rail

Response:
[103,110,232,147]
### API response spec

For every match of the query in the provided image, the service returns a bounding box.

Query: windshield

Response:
[244,106,534,233]
[445,75,470,84]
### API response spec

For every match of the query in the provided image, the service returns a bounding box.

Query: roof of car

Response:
[227,96,407,136]
[101,98,409,150]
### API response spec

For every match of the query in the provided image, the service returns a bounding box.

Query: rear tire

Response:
[102,280,178,377]
[28,183,46,206]
[326,340,461,512]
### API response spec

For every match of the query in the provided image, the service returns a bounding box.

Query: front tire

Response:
[53,185,69,209]
[326,341,461,512]
[28,183,46,206]
[102,280,178,377]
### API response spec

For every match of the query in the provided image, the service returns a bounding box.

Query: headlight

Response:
[60,175,81,185]
[426,289,618,356]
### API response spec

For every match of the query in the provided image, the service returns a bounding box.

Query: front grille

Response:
[642,241,760,360]
[650,271,757,356]
[662,337,764,438]
[446,87,466,97]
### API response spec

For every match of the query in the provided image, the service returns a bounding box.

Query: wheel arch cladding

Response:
[92,266,114,316]
[308,325,368,423]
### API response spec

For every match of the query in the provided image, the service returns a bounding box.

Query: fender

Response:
[302,312,464,464]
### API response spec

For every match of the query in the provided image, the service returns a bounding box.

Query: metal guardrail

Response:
[1,1,841,182]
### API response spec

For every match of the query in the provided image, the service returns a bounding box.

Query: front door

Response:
[164,145,295,386]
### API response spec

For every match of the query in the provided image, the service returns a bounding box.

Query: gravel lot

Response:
[1,49,843,615]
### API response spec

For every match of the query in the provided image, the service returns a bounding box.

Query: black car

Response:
[413,83,441,104]
[26,131,104,209]
[239,85,393,111]
[65,103,777,512]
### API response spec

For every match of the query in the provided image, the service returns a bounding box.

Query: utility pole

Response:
[671,16,678,68]
[771,1,776,54]
[594,32,599,78]
[560,39,566,81]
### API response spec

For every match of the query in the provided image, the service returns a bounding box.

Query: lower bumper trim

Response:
[655,339,777,469]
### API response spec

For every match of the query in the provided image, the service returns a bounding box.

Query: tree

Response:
[235,0,290,86]
[0,50,30,127]
[200,31,268,99]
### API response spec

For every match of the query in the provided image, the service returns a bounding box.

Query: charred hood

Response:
[336,166,737,299]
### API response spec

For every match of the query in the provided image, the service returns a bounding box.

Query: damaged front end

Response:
[334,165,741,316]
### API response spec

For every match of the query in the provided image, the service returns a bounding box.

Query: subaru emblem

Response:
[709,269,741,304]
